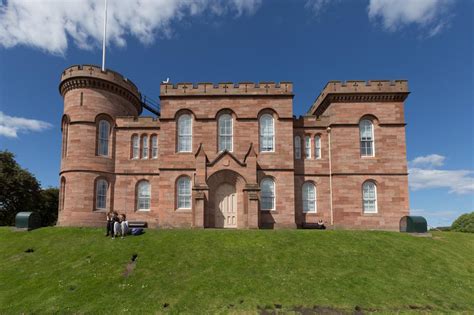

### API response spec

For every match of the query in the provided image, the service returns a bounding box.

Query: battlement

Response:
[308,80,409,116]
[160,81,293,97]
[116,116,160,128]
[60,64,141,100]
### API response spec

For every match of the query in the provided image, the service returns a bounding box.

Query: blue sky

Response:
[0,0,472,227]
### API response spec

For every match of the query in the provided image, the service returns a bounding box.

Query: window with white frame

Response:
[294,135,301,159]
[178,114,192,152]
[137,181,151,211]
[177,176,191,209]
[62,117,68,158]
[142,135,149,159]
[360,119,374,157]
[98,120,110,156]
[151,135,158,159]
[132,135,139,159]
[260,178,275,210]
[302,182,317,213]
[305,135,311,159]
[60,177,66,211]
[96,179,108,210]
[259,114,274,152]
[315,135,321,159]
[218,114,233,152]
[362,181,377,213]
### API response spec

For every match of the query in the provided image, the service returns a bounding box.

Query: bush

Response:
[451,212,474,233]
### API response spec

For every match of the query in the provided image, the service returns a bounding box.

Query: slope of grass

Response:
[0,227,473,314]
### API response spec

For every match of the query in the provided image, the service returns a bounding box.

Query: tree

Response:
[0,150,58,226]
[451,212,474,233]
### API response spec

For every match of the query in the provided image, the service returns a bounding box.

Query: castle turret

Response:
[57,65,142,226]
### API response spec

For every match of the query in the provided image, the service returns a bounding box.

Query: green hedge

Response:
[451,212,474,233]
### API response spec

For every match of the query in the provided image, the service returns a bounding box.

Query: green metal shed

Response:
[400,216,427,233]
[15,212,42,231]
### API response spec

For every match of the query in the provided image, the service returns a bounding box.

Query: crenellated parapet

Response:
[116,116,160,128]
[308,80,409,117]
[59,64,142,114]
[160,81,293,97]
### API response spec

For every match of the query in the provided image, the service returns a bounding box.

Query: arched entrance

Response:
[206,170,246,228]
[215,183,237,228]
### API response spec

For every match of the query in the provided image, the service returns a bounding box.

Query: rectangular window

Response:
[305,136,311,159]
[315,136,321,159]
[132,136,139,159]
[295,136,301,159]
[151,136,158,159]
[142,135,148,159]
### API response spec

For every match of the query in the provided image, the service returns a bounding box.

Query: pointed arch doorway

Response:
[215,183,237,228]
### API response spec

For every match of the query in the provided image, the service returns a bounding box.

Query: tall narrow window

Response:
[362,181,377,213]
[294,135,301,159]
[177,176,191,209]
[259,114,274,152]
[260,178,275,210]
[218,114,233,152]
[96,179,108,210]
[59,177,66,211]
[315,135,321,159]
[151,135,158,159]
[137,181,151,211]
[61,118,68,158]
[360,120,374,157]
[178,114,192,152]
[305,136,311,159]
[142,135,149,159]
[98,120,110,156]
[302,182,317,213]
[132,135,139,159]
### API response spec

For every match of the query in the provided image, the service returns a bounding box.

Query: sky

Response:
[0,0,472,227]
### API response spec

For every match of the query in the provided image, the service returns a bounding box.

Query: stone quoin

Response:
[57,64,410,230]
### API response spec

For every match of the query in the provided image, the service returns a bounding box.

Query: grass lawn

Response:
[0,227,473,314]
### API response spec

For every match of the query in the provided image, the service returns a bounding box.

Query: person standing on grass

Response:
[105,210,117,237]
[113,213,129,239]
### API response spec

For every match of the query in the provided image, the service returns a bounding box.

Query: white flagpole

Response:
[101,0,108,71]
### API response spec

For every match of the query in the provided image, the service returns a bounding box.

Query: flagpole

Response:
[102,0,108,71]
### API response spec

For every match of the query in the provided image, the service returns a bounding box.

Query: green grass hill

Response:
[0,227,473,314]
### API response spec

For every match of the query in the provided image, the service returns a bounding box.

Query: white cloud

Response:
[409,154,446,168]
[410,208,467,227]
[0,0,262,55]
[368,0,454,36]
[0,111,52,138]
[408,154,473,195]
[305,0,332,15]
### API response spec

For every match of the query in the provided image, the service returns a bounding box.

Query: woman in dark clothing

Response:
[105,210,118,237]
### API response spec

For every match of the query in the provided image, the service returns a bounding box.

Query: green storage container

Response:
[400,216,427,233]
[15,212,41,231]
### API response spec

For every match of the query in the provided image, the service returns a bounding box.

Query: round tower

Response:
[57,64,142,226]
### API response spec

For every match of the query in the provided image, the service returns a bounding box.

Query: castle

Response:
[57,64,410,229]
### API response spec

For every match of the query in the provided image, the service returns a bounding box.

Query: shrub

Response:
[451,212,474,233]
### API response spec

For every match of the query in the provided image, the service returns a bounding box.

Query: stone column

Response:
[244,184,260,229]
[193,185,208,228]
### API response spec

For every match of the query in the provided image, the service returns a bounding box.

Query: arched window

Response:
[294,136,301,159]
[218,114,233,152]
[362,181,377,213]
[96,179,108,210]
[151,135,158,159]
[61,117,68,158]
[260,178,275,210]
[131,135,139,159]
[178,114,192,152]
[142,135,149,159]
[98,120,110,156]
[59,177,66,211]
[360,119,374,157]
[315,135,321,159]
[305,135,311,159]
[302,182,317,213]
[177,176,191,209]
[137,181,151,211]
[259,114,274,152]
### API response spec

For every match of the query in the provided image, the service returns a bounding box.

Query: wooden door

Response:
[215,183,237,228]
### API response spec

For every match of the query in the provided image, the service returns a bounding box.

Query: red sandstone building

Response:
[57,65,410,230]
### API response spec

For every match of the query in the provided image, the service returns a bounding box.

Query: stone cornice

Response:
[308,80,409,117]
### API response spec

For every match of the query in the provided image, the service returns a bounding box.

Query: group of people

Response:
[105,210,129,238]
